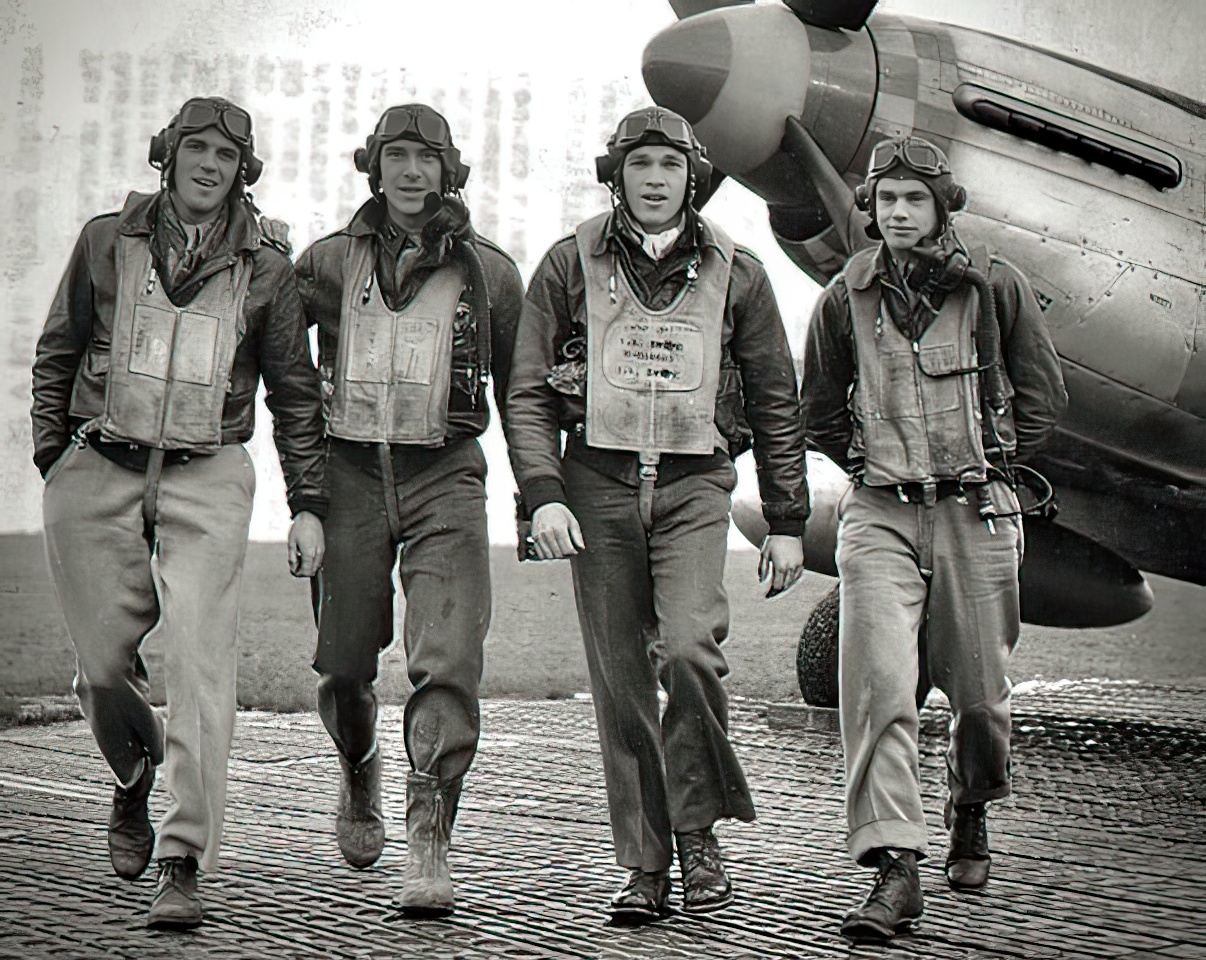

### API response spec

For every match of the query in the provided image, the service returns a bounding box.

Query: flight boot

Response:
[396,771,461,918]
[945,799,991,889]
[146,855,203,930]
[608,868,671,922]
[675,827,734,913]
[108,759,155,880]
[840,849,924,941]
[335,746,385,868]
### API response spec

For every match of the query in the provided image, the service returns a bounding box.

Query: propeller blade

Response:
[782,0,879,30]
[782,115,871,257]
[670,0,753,20]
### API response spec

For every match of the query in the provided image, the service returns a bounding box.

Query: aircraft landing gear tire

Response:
[796,584,932,710]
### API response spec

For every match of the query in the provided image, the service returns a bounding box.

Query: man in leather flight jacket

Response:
[504,107,808,921]
[294,104,524,917]
[802,136,1066,942]
[30,97,327,929]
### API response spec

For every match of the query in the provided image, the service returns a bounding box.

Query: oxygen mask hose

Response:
[911,240,1010,417]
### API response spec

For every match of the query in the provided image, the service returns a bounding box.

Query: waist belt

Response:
[87,433,198,472]
[893,479,982,505]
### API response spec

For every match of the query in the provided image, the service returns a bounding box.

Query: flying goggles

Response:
[372,104,454,149]
[867,137,952,178]
[176,98,254,147]
[610,109,696,153]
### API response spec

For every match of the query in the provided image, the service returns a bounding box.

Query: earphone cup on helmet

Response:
[854,183,870,212]
[148,129,170,169]
[947,183,967,212]
[444,145,470,191]
[595,154,618,185]
[243,154,263,186]
[693,154,714,188]
[354,146,371,174]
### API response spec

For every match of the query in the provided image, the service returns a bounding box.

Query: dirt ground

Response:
[2,533,1204,712]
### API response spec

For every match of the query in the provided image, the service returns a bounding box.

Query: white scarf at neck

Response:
[641,223,682,261]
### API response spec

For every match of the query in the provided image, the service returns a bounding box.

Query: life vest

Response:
[326,235,464,445]
[576,212,733,457]
[847,247,998,485]
[101,234,249,449]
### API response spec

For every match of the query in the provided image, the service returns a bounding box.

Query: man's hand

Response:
[758,534,805,598]
[530,503,585,560]
[288,511,325,577]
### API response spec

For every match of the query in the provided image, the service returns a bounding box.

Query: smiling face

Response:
[875,177,939,257]
[621,145,689,233]
[170,127,241,224]
[378,139,443,231]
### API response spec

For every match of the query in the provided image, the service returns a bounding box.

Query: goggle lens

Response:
[869,137,948,177]
[376,107,451,148]
[178,100,253,145]
[615,111,694,150]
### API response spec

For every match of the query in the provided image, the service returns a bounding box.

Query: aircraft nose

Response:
[642,5,813,176]
[642,15,732,126]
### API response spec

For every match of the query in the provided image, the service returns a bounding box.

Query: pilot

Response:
[802,136,1066,940]
[294,104,523,917]
[504,106,808,920]
[30,97,327,928]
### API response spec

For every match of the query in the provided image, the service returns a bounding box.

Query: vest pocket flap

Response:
[86,349,110,375]
[128,304,177,380]
[173,312,220,385]
[392,319,439,385]
[917,342,962,376]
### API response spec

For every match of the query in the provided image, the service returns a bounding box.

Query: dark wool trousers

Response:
[564,457,755,873]
[312,438,490,782]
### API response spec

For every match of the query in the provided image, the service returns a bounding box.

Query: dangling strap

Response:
[141,449,166,543]
[378,444,403,544]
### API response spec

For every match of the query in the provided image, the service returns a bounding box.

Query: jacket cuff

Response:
[289,496,329,522]
[521,477,567,513]
[766,518,806,538]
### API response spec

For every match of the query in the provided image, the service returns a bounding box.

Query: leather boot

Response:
[396,772,461,918]
[675,827,734,913]
[608,868,671,921]
[109,759,155,880]
[336,748,385,868]
[146,855,203,929]
[946,799,991,889]
[840,849,924,941]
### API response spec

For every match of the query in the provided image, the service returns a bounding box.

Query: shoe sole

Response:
[840,910,924,942]
[110,854,153,881]
[606,906,671,926]
[109,829,155,880]
[680,890,735,915]
[147,909,203,931]
[945,860,991,891]
[397,904,455,919]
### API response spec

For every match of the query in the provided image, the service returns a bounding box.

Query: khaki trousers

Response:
[836,482,1022,865]
[42,442,254,871]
